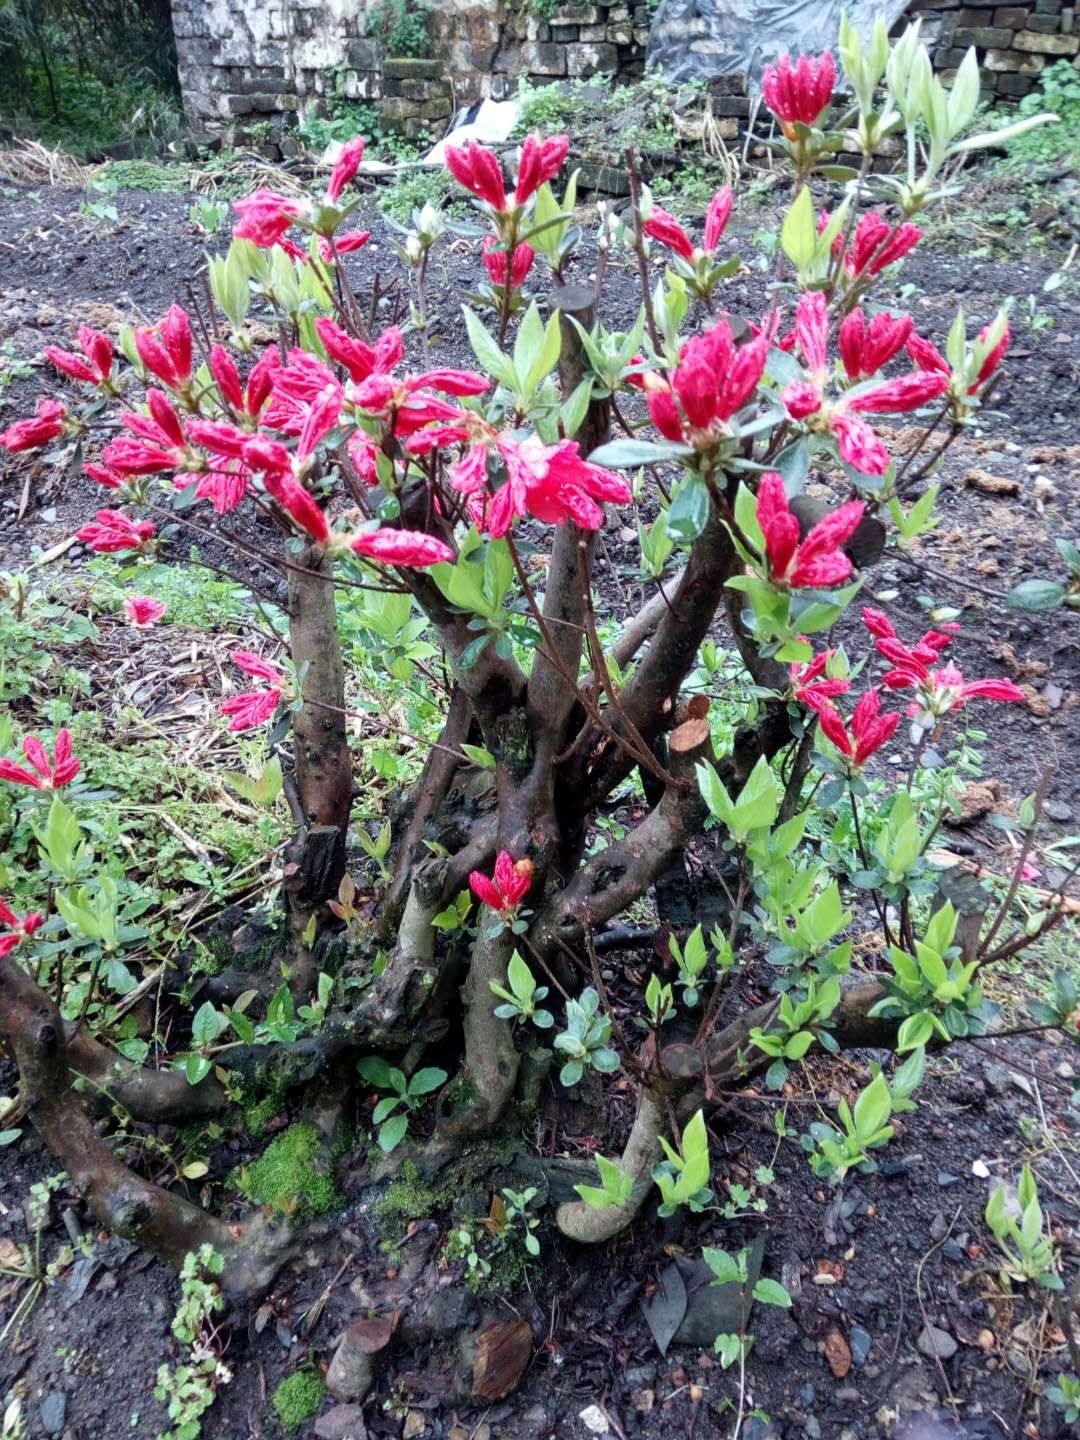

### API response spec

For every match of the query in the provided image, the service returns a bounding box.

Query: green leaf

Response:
[184,1054,213,1086]
[781,186,817,270]
[507,949,536,1005]
[588,437,692,468]
[358,1055,396,1090]
[408,1066,448,1096]
[378,1113,409,1152]
[1006,579,1065,613]
[463,305,515,386]
[853,1072,891,1138]
[752,1277,792,1308]
[667,476,710,544]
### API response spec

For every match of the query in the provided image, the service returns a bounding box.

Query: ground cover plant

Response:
[1,17,1079,1438]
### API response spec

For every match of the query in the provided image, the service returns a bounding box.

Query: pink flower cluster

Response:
[646,318,767,447]
[863,608,1024,721]
[0,729,80,790]
[756,473,863,590]
[220,650,288,732]
[0,899,44,960]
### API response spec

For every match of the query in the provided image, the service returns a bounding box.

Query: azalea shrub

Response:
[0,17,1076,1299]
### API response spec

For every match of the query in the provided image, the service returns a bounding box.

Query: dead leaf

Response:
[0,1238,24,1269]
[964,467,1020,497]
[813,1259,844,1286]
[471,1318,532,1400]
[824,1327,852,1378]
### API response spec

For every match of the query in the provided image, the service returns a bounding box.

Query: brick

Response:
[1013,27,1079,48]
[550,25,580,41]
[1034,0,1060,11]
[1026,12,1063,28]
[347,40,379,69]
[566,40,619,73]
[522,40,566,73]
[607,22,634,41]
[580,24,607,38]
[955,24,1014,42]
[983,44,1046,66]
[995,69,1037,89]
[548,4,599,20]
[382,57,441,79]
[224,94,253,115]
[993,5,1031,22]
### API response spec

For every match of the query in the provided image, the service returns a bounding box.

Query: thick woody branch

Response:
[65,1027,229,1123]
[564,502,737,813]
[531,716,715,961]
[0,956,294,1296]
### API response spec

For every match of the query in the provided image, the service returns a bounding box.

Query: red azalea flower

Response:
[469,851,533,914]
[846,213,922,278]
[756,472,863,589]
[649,320,768,445]
[790,648,850,712]
[350,529,454,568]
[135,306,193,390]
[123,596,167,628]
[0,398,66,452]
[0,728,80,790]
[220,650,287,732]
[643,206,695,262]
[76,509,155,553]
[780,293,947,476]
[906,331,951,376]
[514,133,569,205]
[762,51,836,127]
[482,236,536,288]
[85,463,124,490]
[450,433,630,538]
[838,310,913,380]
[44,324,113,388]
[445,142,507,211]
[703,187,734,253]
[233,188,308,247]
[817,689,900,767]
[863,614,1023,717]
[326,135,365,204]
[0,899,44,956]
[908,321,1011,397]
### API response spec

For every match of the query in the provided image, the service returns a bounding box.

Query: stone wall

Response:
[171,0,649,148]
[911,0,1076,98]
[170,0,1075,149]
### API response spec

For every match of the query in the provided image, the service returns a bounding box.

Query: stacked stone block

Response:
[905,0,1076,97]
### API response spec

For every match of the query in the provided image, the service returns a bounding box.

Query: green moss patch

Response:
[271,1370,325,1431]
[233,1123,340,1219]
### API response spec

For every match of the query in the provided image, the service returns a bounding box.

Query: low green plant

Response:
[489,948,554,1028]
[357,1056,447,1151]
[553,986,619,1086]
[368,0,432,58]
[868,901,990,1050]
[188,199,230,236]
[653,1109,712,1215]
[573,1154,634,1209]
[501,1185,541,1256]
[1046,1373,1080,1424]
[985,1165,1061,1290]
[802,1070,898,1183]
[154,1246,230,1440]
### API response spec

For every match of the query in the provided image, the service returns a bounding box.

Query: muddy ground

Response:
[0,174,1078,1440]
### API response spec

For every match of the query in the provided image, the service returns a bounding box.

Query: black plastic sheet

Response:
[646,0,910,92]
